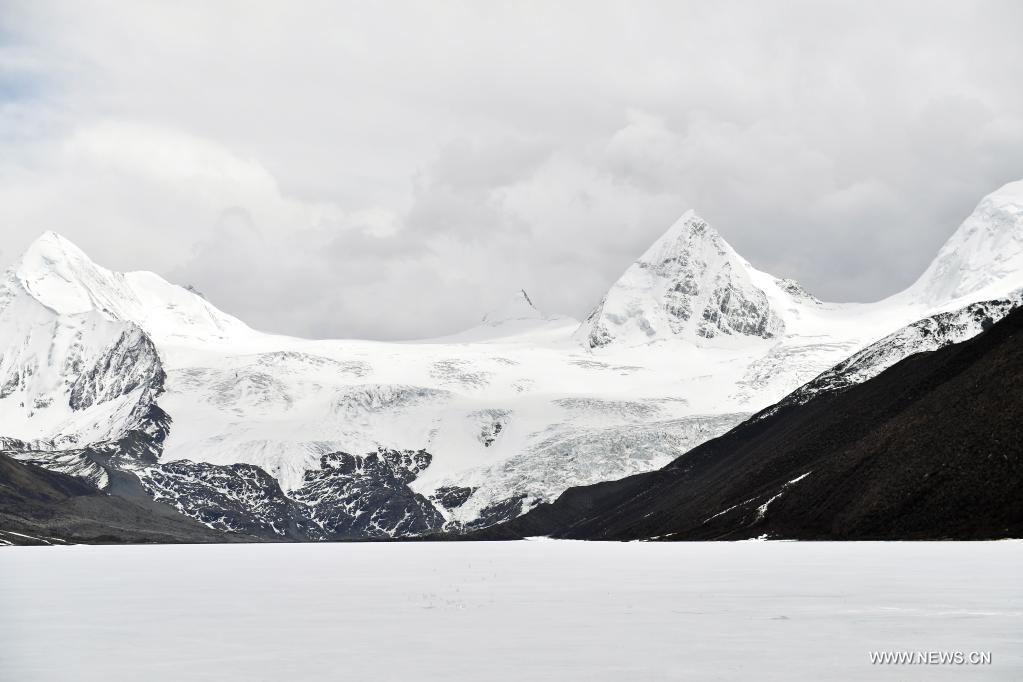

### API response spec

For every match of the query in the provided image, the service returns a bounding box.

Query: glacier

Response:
[1,179,1022,537]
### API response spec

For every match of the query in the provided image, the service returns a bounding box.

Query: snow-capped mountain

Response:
[577,211,786,348]
[10,231,251,343]
[905,180,1023,305]
[2,179,1021,539]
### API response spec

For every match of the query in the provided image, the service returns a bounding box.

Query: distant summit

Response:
[11,231,104,316]
[904,179,1023,306]
[6,231,250,343]
[481,289,542,326]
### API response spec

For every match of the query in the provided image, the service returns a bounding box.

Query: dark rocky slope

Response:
[477,307,1023,540]
[0,453,234,545]
[136,448,445,540]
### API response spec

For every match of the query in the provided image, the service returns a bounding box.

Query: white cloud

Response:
[1,1,1022,336]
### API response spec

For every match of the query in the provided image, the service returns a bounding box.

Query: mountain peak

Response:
[13,232,111,316]
[481,289,542,326]
[18,231,93,271]
[989,178,1023,204]
[577,211,784,348]
[907,178,1023,305]
[26,229,82,250]
[634,210,733,275]
[6,230,250,342]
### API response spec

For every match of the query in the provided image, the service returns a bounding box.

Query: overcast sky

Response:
[1,1,1022,339]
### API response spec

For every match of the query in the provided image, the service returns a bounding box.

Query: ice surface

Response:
[0,541,1020,681]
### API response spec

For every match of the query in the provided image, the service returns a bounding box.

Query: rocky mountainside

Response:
[479,306,1023,541]
[1,179,1021,541]
[136,448,444,540]
[0,452,228,545]
[759,289,1023,419]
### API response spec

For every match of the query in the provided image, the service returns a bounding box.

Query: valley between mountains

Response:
[2,180,1022,543]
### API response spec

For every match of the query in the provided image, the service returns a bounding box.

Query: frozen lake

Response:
[1,541,1020,681]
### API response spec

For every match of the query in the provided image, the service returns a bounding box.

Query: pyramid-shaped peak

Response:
[29,230,75,247]
[481,289,542,326]
[11,231,113,316]
[659,209,714,241]
[636,210,737,275]
[577,210,784,348]
[648,210,713,247]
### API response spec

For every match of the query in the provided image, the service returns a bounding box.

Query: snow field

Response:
[1,541,1020,681]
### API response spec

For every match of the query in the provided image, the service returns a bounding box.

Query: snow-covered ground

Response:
[1,541,1020,681]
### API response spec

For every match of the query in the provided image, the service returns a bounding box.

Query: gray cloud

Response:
[1,1,1021,338]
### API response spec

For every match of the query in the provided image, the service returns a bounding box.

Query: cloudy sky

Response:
[1,1,1021,339]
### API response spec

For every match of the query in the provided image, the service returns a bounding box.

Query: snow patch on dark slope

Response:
[292,449,443,538]
[0,437,110,489]
[760,289,1023,419]
[0,452,227,544]
[138,460,316,539]
[137,448,445,539]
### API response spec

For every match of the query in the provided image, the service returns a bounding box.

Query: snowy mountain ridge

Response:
[10,231,252,344]
[1,179,1022,537]
[905,180,1023,305]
